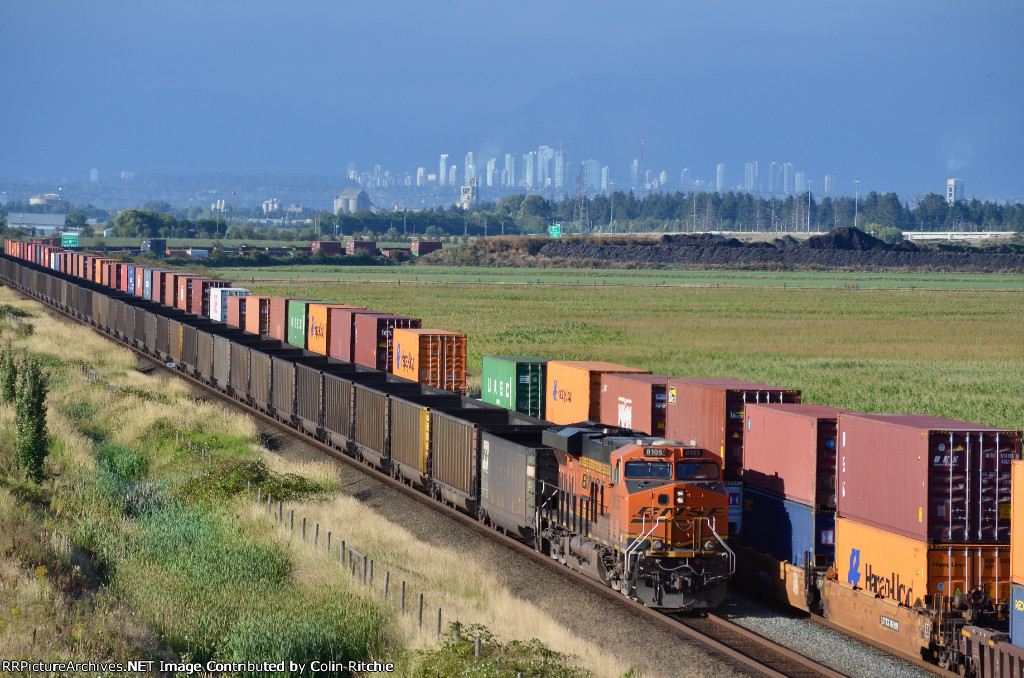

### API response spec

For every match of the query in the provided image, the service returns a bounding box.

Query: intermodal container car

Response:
[545,361,649,426]
[481,356,547,418]
[598,372,669,437]
[479,431,558,540]
[742,403,845,508]
[664,378,802,480]
[210,288,250,323]
[836,413,1022,544]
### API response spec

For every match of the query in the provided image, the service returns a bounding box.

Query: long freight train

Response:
[3,242,1023,676]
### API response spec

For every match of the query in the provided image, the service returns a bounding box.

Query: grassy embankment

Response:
[247,277,1024,428]
[0,287,626,678]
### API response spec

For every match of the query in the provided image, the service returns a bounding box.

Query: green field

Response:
[220,264,1024,291]
[240,270,1024,430]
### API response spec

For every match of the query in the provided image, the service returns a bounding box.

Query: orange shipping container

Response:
[305,303,363,356]
[834,516,1010,609]
[1013,460,1024,584]
[545,361,649,426]
[393,328,467,394]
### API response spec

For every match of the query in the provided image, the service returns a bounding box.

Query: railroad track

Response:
[20,282,848,678]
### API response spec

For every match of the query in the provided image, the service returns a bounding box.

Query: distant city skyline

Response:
[1,2,1021,200]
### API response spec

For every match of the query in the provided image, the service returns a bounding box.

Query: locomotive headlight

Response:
[652,540,664,551]
[704,540,717,550]
[675,489,686,504]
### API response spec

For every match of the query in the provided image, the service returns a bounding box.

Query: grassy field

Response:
[220,264,1024,291]
[244,276,1024,429]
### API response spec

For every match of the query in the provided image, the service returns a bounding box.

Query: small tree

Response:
[15,356,49,483]
[0,342,16,403]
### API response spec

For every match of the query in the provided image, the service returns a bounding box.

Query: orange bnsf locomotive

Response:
[537,424,734,610]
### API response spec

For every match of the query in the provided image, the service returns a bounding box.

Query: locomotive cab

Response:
[539,424,734,611]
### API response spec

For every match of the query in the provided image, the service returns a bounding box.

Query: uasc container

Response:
[742,403,844,508]
[481,356,547,419]
[834,516,1010,609]
[837,413,1022,544]
[393,328,467,394]
[598,373,669,437]
[545,361,649,426]
[665,378,801,480]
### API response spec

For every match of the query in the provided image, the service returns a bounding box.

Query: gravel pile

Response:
[719,590,939,678]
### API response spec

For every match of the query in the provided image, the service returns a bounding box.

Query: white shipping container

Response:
[209,287,251,322]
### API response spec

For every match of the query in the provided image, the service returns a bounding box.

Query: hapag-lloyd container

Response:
[210,288,250,323]
[481,356,547,418]
[837,413,1022,544]
[1013,460,1024,584]
[305,303,365,356]
[742,403,845,508]
[354,313,421,372]
[545,361,649,426]
[598,373,669,437]
[834,516,1010,609]
[393,328,467,394]
[664,378,802,480]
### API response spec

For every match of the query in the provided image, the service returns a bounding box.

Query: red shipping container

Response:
[742,403,846,508]
[245,296,273,336]
[328,309,386,361]
[268,297,300,342]
[598,373,669,436]
[176,275,194,311]
[837,413,1022,544]
[135,266,146,297]
[664,377,801,480]
[226,295,246,329]
[353,313,421,371]
[161,271,179,307]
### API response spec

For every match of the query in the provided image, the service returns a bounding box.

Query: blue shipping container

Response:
[1012,583,1024,648]
[741,485,835,568]
[126,265,136,294]
[143,269,153,300]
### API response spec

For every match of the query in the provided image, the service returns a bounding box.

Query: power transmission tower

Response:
[572,164,589,233]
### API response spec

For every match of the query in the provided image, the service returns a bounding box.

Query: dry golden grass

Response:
[240,495,633,678]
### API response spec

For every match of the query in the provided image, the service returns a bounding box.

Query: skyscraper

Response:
[439,154,449,187]
[504,154,516,187]
[946,178,964,205]
[485,158,497,187]
[824,174,834,194]
[537,146,553,187]
[745,163,761,195]
[464,152,475,185]
[554,150,566,189]
[525,151,536,188]
[448,165,457,187]
[716,163,725,193]
[90,168,99,183]
[768,162,777,194]
[630,159,640,190]
[680,168,689,190]
[601,166,610,192]
[795,172,806,193]
[783,163,794,194]
[416,167,426,187]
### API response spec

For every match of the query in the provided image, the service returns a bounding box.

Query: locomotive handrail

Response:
[709,523,735,575]
[624,513,668,582]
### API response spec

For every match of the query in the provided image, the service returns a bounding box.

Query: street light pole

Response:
[807,180,813,232]
[853,180,861,229]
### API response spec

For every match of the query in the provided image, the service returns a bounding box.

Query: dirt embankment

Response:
[423,229,1024,272]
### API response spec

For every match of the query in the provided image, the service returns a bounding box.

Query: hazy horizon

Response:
[3,1,1022,199]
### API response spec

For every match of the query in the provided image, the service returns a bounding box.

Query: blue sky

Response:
[2,1,1022,197]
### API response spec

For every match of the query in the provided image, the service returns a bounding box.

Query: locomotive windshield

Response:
[675,462,720,481]
[624,460,673,479]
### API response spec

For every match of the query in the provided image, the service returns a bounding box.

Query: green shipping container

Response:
[481,356,547,418]
[287,299,324,348]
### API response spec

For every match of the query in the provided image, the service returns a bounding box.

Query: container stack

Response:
[303,303,366,355]
[740,404,844,568]
[664,378,802,479]
[392,328,467,394]
[209,288,250,323]
[353,313,421,372]
[481,356,547,419]
[544,361,650,426]
[1010,460,1024,646]
[834,414,1022,609]
[597,373,669,436]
